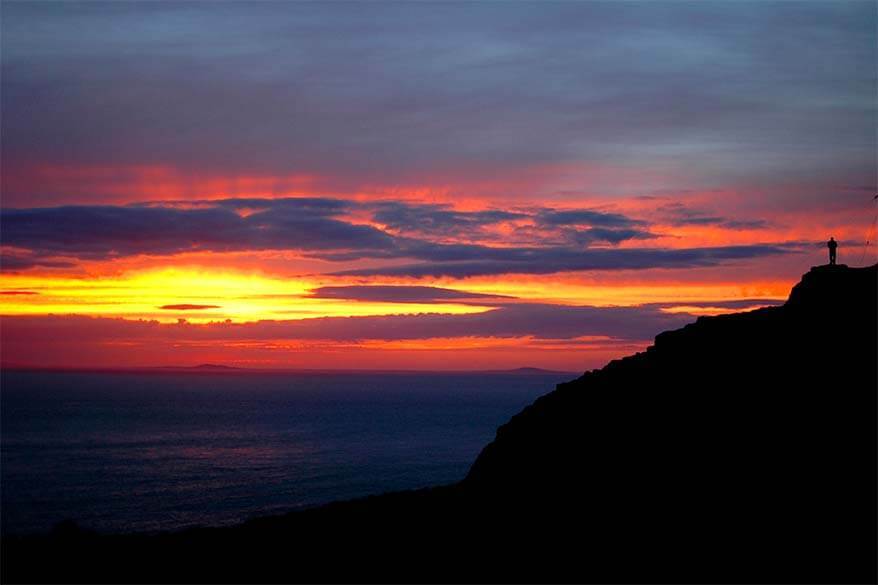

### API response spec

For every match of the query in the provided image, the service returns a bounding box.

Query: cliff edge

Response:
[462,263,876,582]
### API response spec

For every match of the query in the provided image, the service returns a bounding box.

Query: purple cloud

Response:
[2,1,873,207]
[1,303,695,344]
[0,198,796,276]
[308,285,513,304]
[333,244,794,278]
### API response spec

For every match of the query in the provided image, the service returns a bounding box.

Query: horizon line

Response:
[0,364,580,376]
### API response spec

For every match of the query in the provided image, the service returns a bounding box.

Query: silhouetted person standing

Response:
[827,237,838,265]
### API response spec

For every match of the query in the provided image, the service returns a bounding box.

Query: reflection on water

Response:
[1,370,569,534]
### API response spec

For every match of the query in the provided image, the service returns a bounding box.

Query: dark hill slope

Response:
[463,263,877,581]
[2,264,875,584]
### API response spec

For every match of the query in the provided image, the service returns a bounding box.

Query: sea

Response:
[0,369,572,535]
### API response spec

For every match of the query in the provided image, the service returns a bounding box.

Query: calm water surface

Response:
[1,370,570,535]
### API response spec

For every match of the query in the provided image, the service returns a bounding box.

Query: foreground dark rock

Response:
[3,264,876,584]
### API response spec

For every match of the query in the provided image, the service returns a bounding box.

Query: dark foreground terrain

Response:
[3,264,876,584]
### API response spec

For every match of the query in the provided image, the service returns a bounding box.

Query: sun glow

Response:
[0,268,494,323]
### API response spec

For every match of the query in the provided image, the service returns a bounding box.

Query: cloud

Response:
[566,227,657,246]
[0,250,78,272]
[657,202,769,230]
[207,197,352,216]
[159,304,220,310]
[370,201,526,237]
[0,290,39,295]
[537,209,645,228]
[2,2,874,206]
[333,244,793,278]
[0,201,395,259]
[1,197,798,276]
[652,298,784,310]
[308,285,513,304]
[0,302,694,345]
[720,219,770,230]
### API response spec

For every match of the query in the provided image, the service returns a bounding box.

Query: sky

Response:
[1,0,876,370]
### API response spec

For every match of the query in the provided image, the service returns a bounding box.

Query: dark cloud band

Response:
[0,302,694,344]
[308,285,513,303]
[333,245,792,278]
[0,198,795,277]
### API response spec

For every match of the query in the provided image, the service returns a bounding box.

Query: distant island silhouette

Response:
[3,364,578,376]
[164,363,244,371]
[3,264,875,584]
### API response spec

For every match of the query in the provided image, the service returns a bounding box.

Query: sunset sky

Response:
[1,1,875,370]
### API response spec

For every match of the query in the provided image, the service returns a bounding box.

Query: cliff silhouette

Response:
[2,264,876,584]
[462,263,877,583]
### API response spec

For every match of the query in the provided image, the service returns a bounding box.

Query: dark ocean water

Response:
[0,370,571,535]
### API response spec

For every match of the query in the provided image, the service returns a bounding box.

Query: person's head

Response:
[830,236,835,241]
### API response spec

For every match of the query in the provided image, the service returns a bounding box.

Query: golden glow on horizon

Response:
[0,268,494,322]
[5,192,866,371]
[0,264,793,322]
[431,279,790,307]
